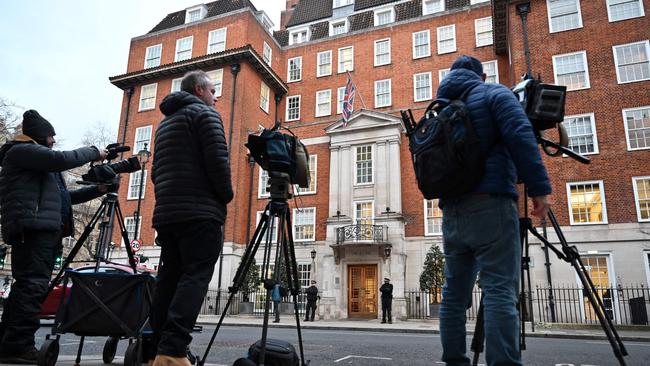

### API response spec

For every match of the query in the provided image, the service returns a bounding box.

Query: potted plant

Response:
[239,259,260,314]
[420,244,445,318]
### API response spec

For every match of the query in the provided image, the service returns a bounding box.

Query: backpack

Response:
[401,85,485,200]
[247,338,300,366]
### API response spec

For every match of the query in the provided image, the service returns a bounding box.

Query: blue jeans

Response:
[440,194,522,366]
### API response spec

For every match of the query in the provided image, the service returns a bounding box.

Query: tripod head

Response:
[268,171,292,202]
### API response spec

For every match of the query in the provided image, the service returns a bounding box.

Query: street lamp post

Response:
[133,143,150,242]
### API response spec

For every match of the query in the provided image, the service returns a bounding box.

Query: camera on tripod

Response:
[81,143,142,184]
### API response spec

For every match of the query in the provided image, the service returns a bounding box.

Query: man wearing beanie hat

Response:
[436,55,551,366]
[0,110,107,363]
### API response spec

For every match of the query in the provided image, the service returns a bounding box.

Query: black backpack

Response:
[247,338,300,366]
[401,85,485,200]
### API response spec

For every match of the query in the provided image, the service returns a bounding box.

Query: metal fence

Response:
[199,288,309,317]
[405,285,650,326]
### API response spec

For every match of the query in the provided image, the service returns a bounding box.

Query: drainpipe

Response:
[120,87,135,159]
[516,2,533,77]
[245,154,255,244]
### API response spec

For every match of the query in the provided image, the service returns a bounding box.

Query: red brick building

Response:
[109,0,649,320]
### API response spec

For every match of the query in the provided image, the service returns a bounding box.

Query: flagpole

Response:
[346,71,367,109]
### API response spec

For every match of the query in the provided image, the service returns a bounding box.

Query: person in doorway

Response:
[272,283,282,323]
[304,280,319,321]
[380,278,393,324]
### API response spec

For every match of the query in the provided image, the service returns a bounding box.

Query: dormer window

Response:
[289,28,309,45]
[333,0,354,8]
[330,19,348,36]
[185,5,207,24]
[423,0,445,15]
[374,8,395,26]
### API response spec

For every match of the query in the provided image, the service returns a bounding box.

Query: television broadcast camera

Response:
[81,143,141,184]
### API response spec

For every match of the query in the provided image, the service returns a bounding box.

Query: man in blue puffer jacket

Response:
[437,56,552,366]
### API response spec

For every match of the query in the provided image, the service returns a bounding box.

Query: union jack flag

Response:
[342,76,356,127]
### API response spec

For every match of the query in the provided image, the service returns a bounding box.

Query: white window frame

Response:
[289,28,309,46]
[257,210,278,244]
[286,95,301,122]
[566,180,608,225]
[482,60,499,83]
[329,19,348,36]
[185,5,206,23]
[171,78,182,92]
[317,50,332,77]
[353,200,375,227]
[205,69,224,97]
[334,0,354,8]
[293,207,316,242]
[413,72,433,102]
[422,0,445,15]
[288,56,302,82]
[354,145,374,186]
[174,36,193,62]
[295,155,317,195]
[374,7,395,26]
[337,86,346,114]
[133,126,152,154]
[124,216,142,244]
[437,24,456,55]
[412,30,431,59]
[606,0,645,22]
[563,113,599,156]
[470,0,490,4]
[260,82,270,113]
[263,42,272,65]
[612,40,650,84]
[374,79,392,108]
[424,199,443,236]
[138,83,157,112]
[127,170,148,200]
[315,89,332,117]
[475,16,493,47]
[547,0,583,33]
[144,44,162,69]
[338,46,354,73]
[552,51,591,91]
[258,169,270,198]
[439,68,450,84]
[632,176,650,222]
[374,38,391,67]
[623,105,650,151]
[207,27,227,54]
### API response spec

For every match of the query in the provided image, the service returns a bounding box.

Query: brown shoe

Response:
[152,355,191,366]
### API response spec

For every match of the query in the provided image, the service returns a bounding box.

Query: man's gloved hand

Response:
[98,182,119,193]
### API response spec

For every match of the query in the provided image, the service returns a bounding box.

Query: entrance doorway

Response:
[348,264,377,318]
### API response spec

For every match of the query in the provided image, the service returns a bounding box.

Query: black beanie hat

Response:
[22,110,56,139]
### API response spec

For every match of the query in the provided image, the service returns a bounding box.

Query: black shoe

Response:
[388,321,393,324]
[304,319,309,322]
[381,321,386,324]
[0,347,38,364]
[272,320,280,323]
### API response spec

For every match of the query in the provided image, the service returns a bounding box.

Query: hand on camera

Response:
[530,195,550,218]
[95,147,109,161]
[98,182,119,194]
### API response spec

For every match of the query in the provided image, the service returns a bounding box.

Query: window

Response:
[288,57,302,82]
[338,47,354,73]
[138,84,157,111]
[133,126,152,153]
[425,199,443,235]
[414,72,432,102]
[553,51,590,90]
[337,86,346,114]
[260,82,270,113]
[580,255,613,322]
[374,39,391,66]
[263,42,272,65]
[171,78,182,92]
[547,0,583,33]
[316,90,332,117]
[374,8,394,26]
[475,17,493,47]
[293,208,316,242]
[175,36,193,61]
[482,60,499,83]
[256,211,278,244]
[374,79,391,108]
[317,51,332,77]
[334,0,354,8]
[623,106,650,150]
[185,5,206,23]
[471,0,490,3]
[289,28,309,45]
[355,145,373,185]
[259,169,270,198]
[144,44,162,69]
[354,201,374,226]
[563,113,598,155]
[127,170,147,200]
[633,177,650,222]
[330,19,348,36]
[423,0,444,15]
[567,181,607,225]
[437,25,456,54]
[439,68,450,83]
[613,41,650,84]
[207,28,227,54]
[286,95,301,121]
[296,155,317,194]
[413,30,431,59]
[205,69,223,97]
[607,0,645,22]
[298,263,312,288]
[124,217,142,244]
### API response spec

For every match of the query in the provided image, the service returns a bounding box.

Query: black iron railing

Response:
[336,224,388,245]
[200,288,314,316]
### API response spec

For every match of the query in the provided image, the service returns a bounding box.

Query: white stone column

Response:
[340,145,352,217]
[375,141,388,213]
[329,146,340,217]
[388,139,402,213]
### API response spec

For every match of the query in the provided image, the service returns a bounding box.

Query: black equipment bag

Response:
[247,338,299,366]
[400,85,484,199]
[247,129,297,181]
[54,271,155,337]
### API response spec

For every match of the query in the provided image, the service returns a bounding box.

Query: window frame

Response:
[353,200,375,227]
[374,79,392,108]
[552,50,591,91]
[256,210,278,244]
[566,180,608,225]
[337,86,346,114]
[207,27,227,54]
[295,155,318,195]
[263,41,272,65]
[127,170,148,200]
[133,126,153,154]
[329,19,348,36]
[632,176,650,222]
[185,5,206,23]
[354,144,374,186]
[123,216,142,245]
[412,30,431,59]
[482,60,499,83]
[439,68,450,84]
[562,112,599,156]
[174,36,193,62]
[333,0,354,8]
[315,89,332,117]
[373,7,395,27]
[171,78,182,92]
[606,0,645,22]
[289,28,309,46]
[260,82,270,113]
[612,40,650,84]
[286,95,301,122]
[317,50,332,78]
[546,0,583,33]
[258,168,270,198]
[374,38,391,67]
[422,0,445,15]
[338,46,354,73]
[622,105,650,151]
[437,24,457,55]
[288,56,303,83]
[475,16,493,47]
[424,199,443,236]
[413,72,433,102]
[205,69,224,97]
[144,44,162,69]
[138,83,158,112]
[292,207,316,242]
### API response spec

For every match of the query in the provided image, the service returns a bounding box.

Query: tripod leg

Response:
[470,296,485,366]
[114,201,138,271]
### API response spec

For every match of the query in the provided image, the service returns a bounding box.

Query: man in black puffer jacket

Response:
[0,110,107,364]
[150,70,233,366]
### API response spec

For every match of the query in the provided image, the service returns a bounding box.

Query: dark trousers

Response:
[151,220,221,357]
[0,230,60,354]
[273,301,281,322]
[381,298,392,322]
[304,300,317,321]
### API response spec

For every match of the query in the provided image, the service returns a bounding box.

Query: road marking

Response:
[59,341,97,346]
[334,355,392,363]
[585,341,647,346]
[310,329,438,338]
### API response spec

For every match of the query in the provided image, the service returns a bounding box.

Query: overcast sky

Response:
[0,0,285,149]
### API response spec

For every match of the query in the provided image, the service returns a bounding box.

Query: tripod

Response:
[197,173,309,366]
